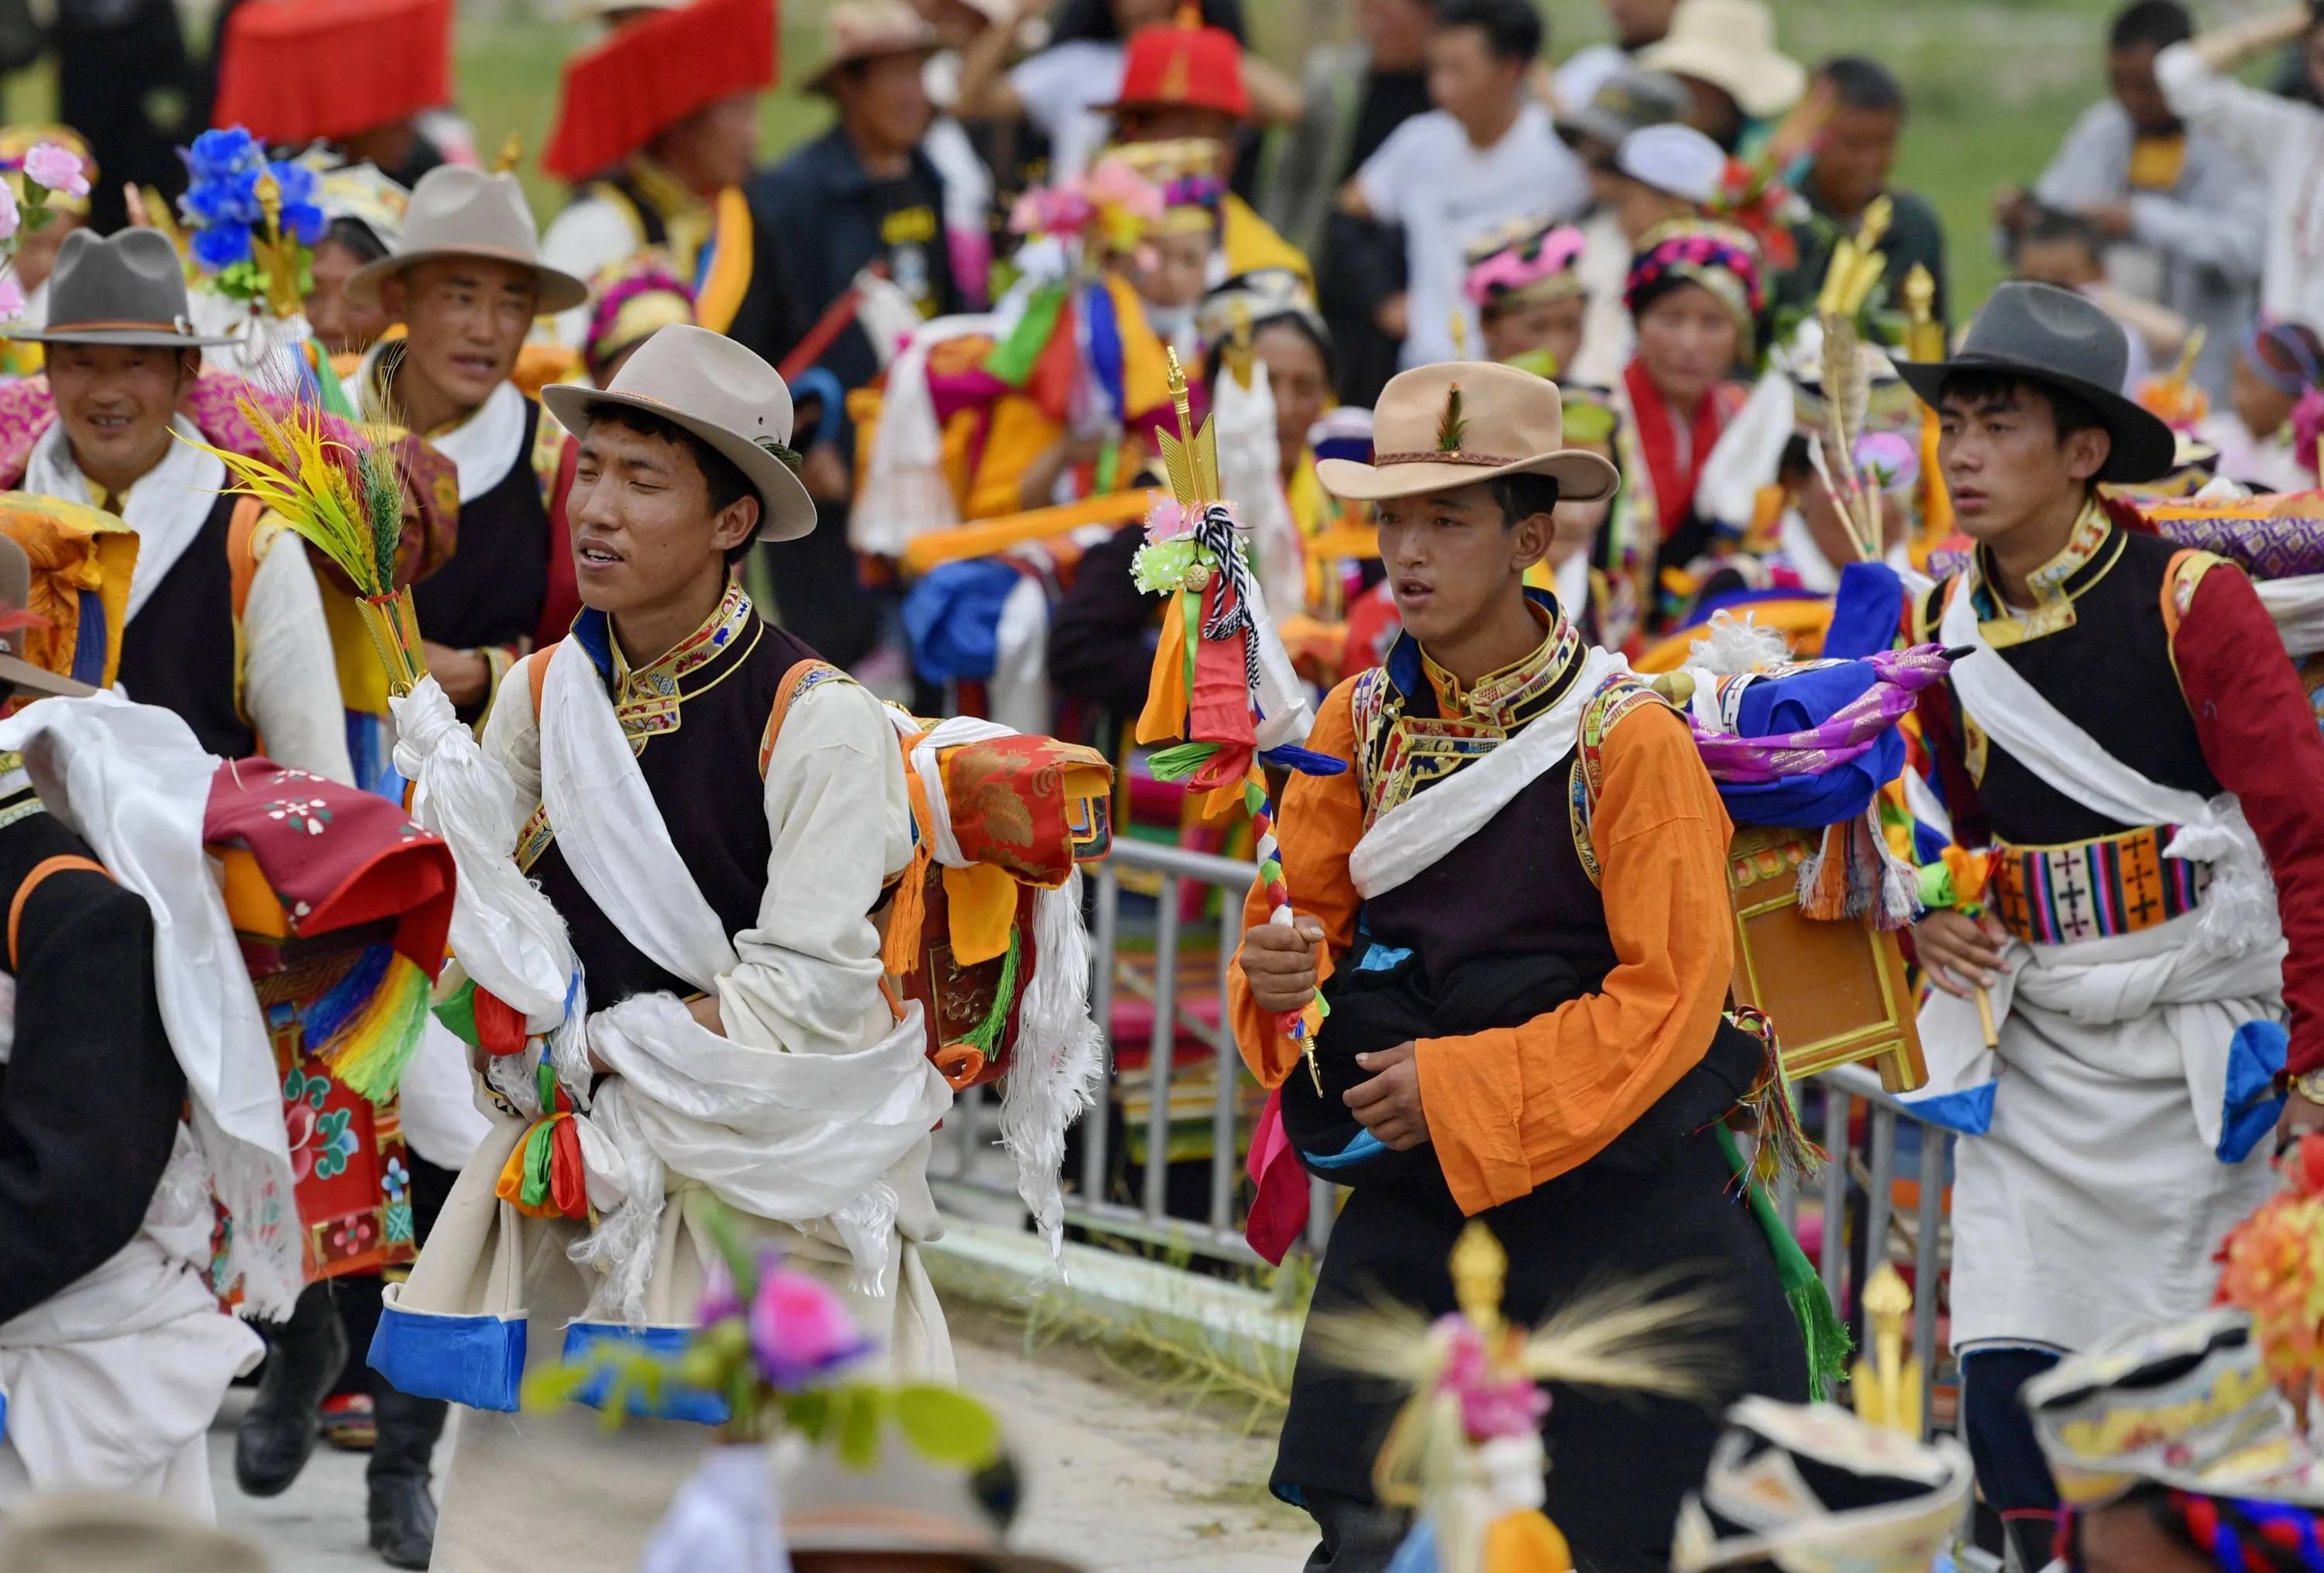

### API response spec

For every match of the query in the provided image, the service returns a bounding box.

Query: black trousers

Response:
[1961,1347,2063,1572]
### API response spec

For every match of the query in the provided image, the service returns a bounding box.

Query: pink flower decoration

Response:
[747,1262,871,1389]
[22,142,88,199]
[1433,1315,1551,1442]
[1083,157,1164,225]
[698,1259,745,1327]
[1854,431,1919,493]
[2292,388,2324,479]
[0,183,19,246]
[0,274,27,325]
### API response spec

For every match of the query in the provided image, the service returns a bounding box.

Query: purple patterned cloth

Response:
[2152,513,2324,579]
[1688,645,1954,785]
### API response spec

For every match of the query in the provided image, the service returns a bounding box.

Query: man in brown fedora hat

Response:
[1229,359,1807,1571]
[397,324,952,1573]
[350,164,589,720]
[9,228,351,781]
[0,533,269,1519]
[1893,278,2324,1571]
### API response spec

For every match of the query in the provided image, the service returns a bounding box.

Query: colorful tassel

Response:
[1727,1007,1829,1187]
[307,945,434,1102]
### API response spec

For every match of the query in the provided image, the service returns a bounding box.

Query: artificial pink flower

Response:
[747,1263,871,1389]
[1434,1315,1551,1442]
[1855,431,1919,494]
[22,143,88,200]
[0,182,20,247]
[698,1259,745,1327]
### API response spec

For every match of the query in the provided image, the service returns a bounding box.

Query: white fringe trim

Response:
[1001,872,1105,1270]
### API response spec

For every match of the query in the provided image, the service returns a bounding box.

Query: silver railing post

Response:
[1864,1103,1898,1282]
[1211,895,1243,1232]
[1081,861,1119,1208]
[1915,1122,1947,1436]
[1820,1087,1850,1310]
[1142,874,1181,1224]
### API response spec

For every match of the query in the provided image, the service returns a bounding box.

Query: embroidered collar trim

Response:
[1971,500,2121,647]
[1357,589,1587,826]
[592,585,758,748]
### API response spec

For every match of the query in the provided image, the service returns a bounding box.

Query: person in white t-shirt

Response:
[1551,0,1680,115]
[1342,0,1590,371]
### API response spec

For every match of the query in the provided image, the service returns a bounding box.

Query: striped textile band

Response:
[1989,823,2207,946]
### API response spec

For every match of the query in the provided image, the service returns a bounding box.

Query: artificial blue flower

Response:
[192,220,252,270]
[184,126,258,183]
[268,160,318,208]
[283,203,326,246]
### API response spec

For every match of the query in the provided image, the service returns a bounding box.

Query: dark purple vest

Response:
[115,492,256,760]
[527,616,824,1005]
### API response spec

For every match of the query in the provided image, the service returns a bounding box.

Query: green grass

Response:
[7,0,2128,323]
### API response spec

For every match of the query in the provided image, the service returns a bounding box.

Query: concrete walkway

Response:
[210,1307,1312,1571]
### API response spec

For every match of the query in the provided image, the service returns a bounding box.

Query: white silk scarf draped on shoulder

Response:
[1348,646,1633,900]
[535,637,948,1321]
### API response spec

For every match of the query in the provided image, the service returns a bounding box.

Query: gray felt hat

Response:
[1896,280,2178,484]
[10,228,233,349]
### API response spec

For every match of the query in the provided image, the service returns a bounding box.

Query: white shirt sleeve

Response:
[1354,118,1420,223]
[1009,43,1092,140]
[715,679,915,1060]
[477,651,545,826]
[540,197,641,349]
[242,537,355,785]
[2156,39,2324,177]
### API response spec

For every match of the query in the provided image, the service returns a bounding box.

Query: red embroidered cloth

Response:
[205,760,453,1281]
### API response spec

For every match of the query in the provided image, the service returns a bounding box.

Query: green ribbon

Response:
[520,1118,559,1211]
[984,283,1066,389]
[431,975,479,1048]
[1717,1121,1852,1402]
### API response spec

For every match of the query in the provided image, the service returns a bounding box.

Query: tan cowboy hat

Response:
[1316,361,1620,505]
[1637,0,1807,122]
[803,0,940,95]
[0,1490,269,1573]
[346,165,589,313]
[541,322,817,541]
[0,532,94,699]
[778,1434,1085,1573]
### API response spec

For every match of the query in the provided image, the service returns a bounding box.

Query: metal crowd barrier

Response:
[933,840,1956,1439]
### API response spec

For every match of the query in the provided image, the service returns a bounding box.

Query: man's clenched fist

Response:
[1239,915,1326,1015]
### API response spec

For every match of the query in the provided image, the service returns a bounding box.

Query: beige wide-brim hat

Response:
[776,1434,1086,1573]
[0,1489,269,1573]
[541,321,817,541]
[803,0,940,95]
[346,165,589,313]
[1637,0,1807,121]
[1317,360,1620,505]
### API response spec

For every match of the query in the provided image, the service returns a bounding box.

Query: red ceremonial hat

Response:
[211,0,453,143]
[541,0,778,184]
[1104,5,1249,119]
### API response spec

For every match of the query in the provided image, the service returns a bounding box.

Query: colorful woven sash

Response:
[1989,823,2207,946]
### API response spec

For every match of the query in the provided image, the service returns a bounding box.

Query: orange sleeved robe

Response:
[1227,680,1735,1217]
